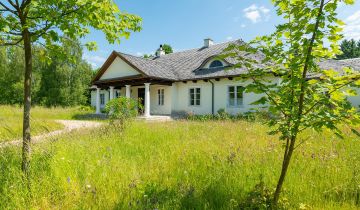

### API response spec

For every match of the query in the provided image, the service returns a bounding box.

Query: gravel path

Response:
[0,120,103,148]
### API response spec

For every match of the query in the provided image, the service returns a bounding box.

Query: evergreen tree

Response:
[337,39,360,59]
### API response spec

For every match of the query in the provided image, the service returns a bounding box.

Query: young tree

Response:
[0,0,141,184]
[337,39,360,59]
[224,0,360,206]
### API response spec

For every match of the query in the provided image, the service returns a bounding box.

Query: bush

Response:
[104,97,141,130]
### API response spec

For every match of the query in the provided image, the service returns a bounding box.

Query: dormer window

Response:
[209,60,223,68]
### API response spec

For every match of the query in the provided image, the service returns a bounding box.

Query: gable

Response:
[100,57,141,80]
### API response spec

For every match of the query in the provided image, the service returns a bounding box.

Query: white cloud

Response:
[344,10,360,40]
[83,54,106,68]
[241,24,246,28]
[226,36,233,40]
[243,4,270,23]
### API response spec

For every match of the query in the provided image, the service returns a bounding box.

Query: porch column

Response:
[96,87,101,114]
[125,85,131,98]
[144,83,151,117]
[109,86,114,100]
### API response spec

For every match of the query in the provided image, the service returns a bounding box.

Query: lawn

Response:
[1,119,359,209]
[0,105,93,142]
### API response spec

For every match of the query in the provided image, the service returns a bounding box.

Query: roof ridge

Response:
[153,39,244,58]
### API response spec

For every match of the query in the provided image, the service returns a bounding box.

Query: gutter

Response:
[209,79,215,115]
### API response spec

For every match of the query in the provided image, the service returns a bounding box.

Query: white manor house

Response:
[91,38,360,117]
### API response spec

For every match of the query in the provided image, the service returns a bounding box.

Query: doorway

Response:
[137,88,145,114]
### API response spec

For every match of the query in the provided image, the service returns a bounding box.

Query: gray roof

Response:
[113,40,360,81]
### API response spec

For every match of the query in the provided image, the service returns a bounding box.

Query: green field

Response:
[1,114,360,209]
[0,105,93,142]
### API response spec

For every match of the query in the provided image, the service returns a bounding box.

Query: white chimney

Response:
[204,38,214,48]
[156,45,166,57]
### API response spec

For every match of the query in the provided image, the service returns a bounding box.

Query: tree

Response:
[337,39,360,59]
[162,44,173,54]
[0,0,141,186]
[224,0,360,206]
[37,38,93,107]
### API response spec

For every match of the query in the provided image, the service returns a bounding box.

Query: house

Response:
[90,38,360,116]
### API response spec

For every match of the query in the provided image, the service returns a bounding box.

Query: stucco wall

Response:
[100,57,140,80]
[171,78,275,115]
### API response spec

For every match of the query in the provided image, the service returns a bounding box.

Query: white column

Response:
[144,83,151,117]
[109,86,114,100]
[96,87,101,114]
[125,85,131,98]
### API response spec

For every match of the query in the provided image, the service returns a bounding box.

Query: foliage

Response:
[0,40,93,106]
[223,0,360,205]
[0,120,360,209]
[104,97,140,130]
[162,44,173,54]
[187,109,271,122]
[336,39,360,60]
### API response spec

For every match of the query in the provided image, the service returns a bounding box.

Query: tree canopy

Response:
[337,39,360,60]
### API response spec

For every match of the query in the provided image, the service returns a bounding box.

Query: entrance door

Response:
[137,88,145,114]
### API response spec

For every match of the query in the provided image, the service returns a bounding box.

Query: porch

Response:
[91,75,175,118]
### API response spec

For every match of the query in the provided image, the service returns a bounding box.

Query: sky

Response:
[82,0,360,68]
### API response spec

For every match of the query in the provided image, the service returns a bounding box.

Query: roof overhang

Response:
[91,51,149,84]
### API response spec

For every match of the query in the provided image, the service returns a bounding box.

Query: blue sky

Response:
[83,0,360,68]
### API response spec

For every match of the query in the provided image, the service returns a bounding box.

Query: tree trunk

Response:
[273,136,296,207]
[22,28,32,188]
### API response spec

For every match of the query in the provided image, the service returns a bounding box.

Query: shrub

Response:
[104,97,141,130]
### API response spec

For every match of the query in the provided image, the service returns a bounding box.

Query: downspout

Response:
[209,80,215,115]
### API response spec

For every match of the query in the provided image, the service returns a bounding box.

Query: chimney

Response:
[156,45,166,57]
[204,38,214,48]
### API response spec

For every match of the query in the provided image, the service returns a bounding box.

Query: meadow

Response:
[0,105,93,142]
[1,109,360,209]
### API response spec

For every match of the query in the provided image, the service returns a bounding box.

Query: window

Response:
[228,86,244,107]
[100,93,105,105]
[158,89,165,106]
[209,60,223,68]
[189,88,201,106]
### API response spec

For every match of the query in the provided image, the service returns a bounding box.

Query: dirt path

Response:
[0,120,103,148]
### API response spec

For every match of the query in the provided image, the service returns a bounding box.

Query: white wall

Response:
[347,87,360,109]
[90,89,110,109]
[100,57,140,80]
[171,77,277,115]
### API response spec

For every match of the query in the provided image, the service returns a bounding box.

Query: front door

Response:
[137,88,145,114]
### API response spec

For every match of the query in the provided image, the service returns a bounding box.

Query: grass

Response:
[1,119,360,209]
[0,105,93,142]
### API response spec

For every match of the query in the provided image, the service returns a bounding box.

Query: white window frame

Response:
[100,93,105,105]
[227,85,244,107]
[209,60,224,69]
[158,88,165,106]
[189,87,201,106]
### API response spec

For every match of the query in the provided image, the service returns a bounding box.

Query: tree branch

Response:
[0,38,23,46]
[0,2,17,15]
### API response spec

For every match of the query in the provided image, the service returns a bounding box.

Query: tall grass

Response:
[0,105,93,142]
[0,120,359,209]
